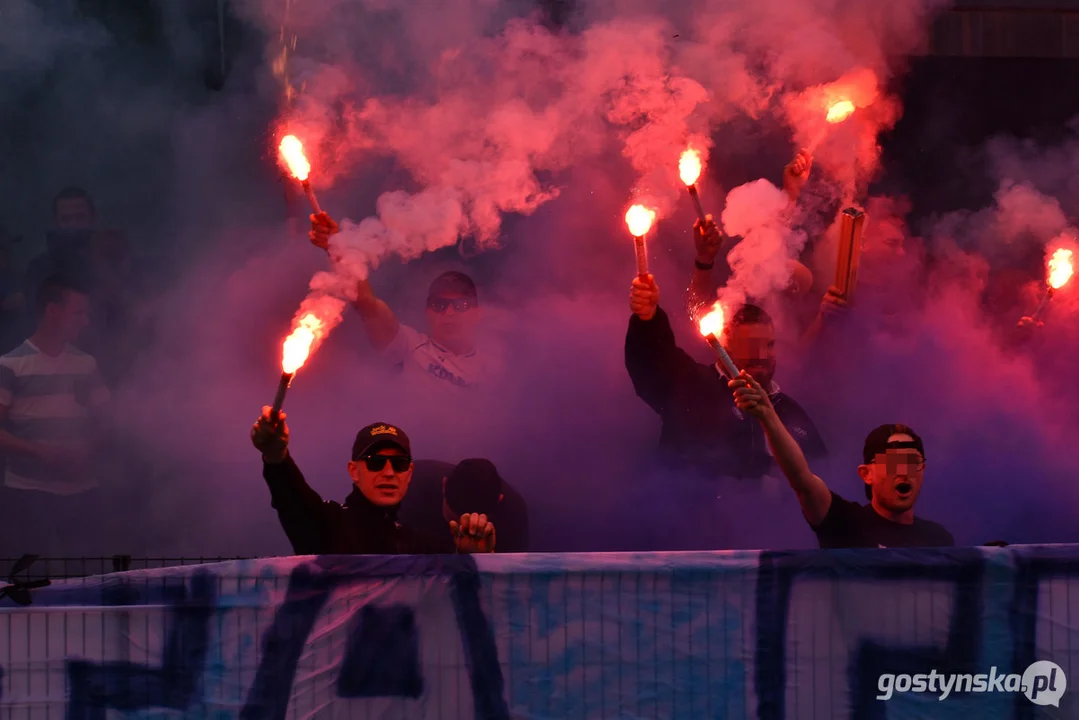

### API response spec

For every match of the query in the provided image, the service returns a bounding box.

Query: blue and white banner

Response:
[0,547,1076,719]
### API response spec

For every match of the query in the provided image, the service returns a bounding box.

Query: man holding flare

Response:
[251,409,496,554]
[729,372,953,548]
[625,273,826,480]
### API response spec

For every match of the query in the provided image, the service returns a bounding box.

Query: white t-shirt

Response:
[385,324,500,392]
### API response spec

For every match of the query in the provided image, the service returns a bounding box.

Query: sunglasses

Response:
[359,455,412,473]
[427,297,476,313]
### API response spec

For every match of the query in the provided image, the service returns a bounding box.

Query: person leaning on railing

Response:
[250,409,496,555]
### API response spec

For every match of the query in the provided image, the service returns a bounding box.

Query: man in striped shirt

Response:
[0,275,109,554]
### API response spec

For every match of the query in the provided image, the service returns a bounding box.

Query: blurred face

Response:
[723,322,776,387]
[54,198,94,231]
[45,291,90,343]
[425,293,480,354]
[348,447,413,507]
[858,433,926,516]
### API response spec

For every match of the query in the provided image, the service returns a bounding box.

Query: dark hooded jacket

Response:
[625,307,827,479]
[262,453,442,555]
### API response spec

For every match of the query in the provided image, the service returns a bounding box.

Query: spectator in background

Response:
[731,371,953,548]
[251,411,498,554]
[0,233,26,354]
[22,187,142,383]
[0,276,110,556]
[309,212,500,392]
[400,458,530,552]
[625,273,826,480]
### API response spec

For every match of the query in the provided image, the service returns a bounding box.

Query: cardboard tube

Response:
[634,235,649,278]
[835,207,866,302]
[301,180,323,216]
[270,372,293,419]
[687,185,707,224]
[705,333,740,379]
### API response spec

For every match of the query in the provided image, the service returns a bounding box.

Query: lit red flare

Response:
[826,100,855,124]
[281,312,325,374]
[1048,248,1074,290]
[278,135,311,182]
[698,303,725,338]
[625,204,656,237]
[698,303,740,379]
[679,149,702,187]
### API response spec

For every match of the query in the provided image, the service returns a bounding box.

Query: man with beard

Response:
[251,410,496,554]
[625,273,826,480]
[731,372,953,548]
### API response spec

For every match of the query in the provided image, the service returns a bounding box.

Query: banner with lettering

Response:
[0,547,1076,719]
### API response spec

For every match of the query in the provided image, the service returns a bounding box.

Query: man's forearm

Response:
[352,283,400,351]
[760,410,816,493]
[0,430,41,459]
[686,267,714,315]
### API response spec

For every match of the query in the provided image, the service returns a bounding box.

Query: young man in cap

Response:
[730,372,954,548]
[309,213,494,391]
[251,408,496,554]
[400,458,530,553]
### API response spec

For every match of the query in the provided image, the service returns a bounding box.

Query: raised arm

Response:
[251,407,329,554]
[625,275,707,414]
[730,372,832,525]
[310,212,400,351]
[686,216,731,316]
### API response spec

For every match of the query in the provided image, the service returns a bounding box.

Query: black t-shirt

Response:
[811,491,955,549]
[398,460,531,553]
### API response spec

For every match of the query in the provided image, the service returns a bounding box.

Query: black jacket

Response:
[398,460,531,553]
[263,454,442,555]
[625,307,827,478]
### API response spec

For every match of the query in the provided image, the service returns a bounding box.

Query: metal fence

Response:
[0,555,252,581]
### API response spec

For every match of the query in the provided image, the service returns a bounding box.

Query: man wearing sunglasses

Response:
[309,213,490,391]
[251,408,496,554]
[730,372,954,548]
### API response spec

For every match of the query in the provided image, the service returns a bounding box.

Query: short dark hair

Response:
[427,271,477,302]
[444,458,503,517]
[728,304,772,331]
[36,275,87,315]
[52,186,95,218]
[862,423,925,499]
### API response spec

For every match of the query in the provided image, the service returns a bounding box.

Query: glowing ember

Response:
[679,148,702,186]
[281,313,324,374]
[699,303,725,337]
[625,204,656,237]
[826,100,855,124]
[278,134,311,182]
[1048,248,1075,290]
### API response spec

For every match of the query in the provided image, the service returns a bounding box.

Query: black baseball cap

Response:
[351,422,411,460]
[444,458,503,517]
[427,271,477,303]
[862,424,925,464]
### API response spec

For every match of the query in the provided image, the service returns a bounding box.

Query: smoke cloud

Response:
[7,0,1079,562]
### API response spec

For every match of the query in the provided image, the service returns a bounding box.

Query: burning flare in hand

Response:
[1048,248,1074,290]
[278,134,323,214]
[278,135,311,182]
[625,204,656,238]
[698,303,740,378]
[679,149,702,186]
[826,100,856,124]
[698,303,725,338]
[282,313,324,374]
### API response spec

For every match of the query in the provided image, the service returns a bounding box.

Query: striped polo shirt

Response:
[0,340,110,495]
